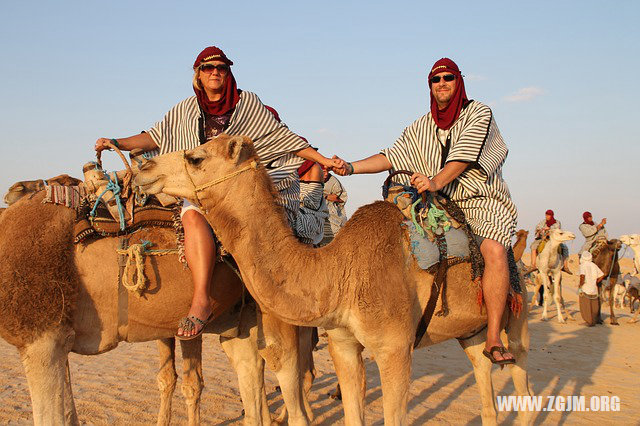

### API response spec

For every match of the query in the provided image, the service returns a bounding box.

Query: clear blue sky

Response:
[1,1,638,251]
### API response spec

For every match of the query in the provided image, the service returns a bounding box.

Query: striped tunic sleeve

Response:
[446,103,508,177]
[146,97,201,155]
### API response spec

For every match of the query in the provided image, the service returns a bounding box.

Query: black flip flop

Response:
[482,346,516,366]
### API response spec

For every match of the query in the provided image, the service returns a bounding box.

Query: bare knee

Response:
[480,240,507,268]
[182,210,212,233]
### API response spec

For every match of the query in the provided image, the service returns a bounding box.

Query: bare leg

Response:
[326,328,366,426]
[155,338,177,426]
[480,239,514,362]
[179,338,204,426]
[179,210,216,337]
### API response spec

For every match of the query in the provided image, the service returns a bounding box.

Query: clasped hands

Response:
[328,155,438,193]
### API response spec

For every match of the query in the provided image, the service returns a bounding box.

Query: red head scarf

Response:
[583,211,594,225]
[428,58,468,130]
[545,209,556,227]
[193,46,240,116]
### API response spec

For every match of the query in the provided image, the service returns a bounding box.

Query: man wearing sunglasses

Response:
[332,58,518,365]
[95,46,337,339]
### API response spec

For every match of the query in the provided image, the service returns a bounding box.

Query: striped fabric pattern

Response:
[295,181,328,245]
[323,175,348,239]
[381,101,517,247]
[146,91,309,220]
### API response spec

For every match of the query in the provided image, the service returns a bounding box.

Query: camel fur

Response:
[0,192,313,426]
[529,229,575,323]
[620,234,640,274]
[134,135,534,426]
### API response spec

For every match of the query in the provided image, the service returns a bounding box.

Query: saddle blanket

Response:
[43,185,89,209]
[404,219,471,269]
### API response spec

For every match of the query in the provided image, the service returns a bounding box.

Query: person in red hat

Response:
[95,46,337,339]
[529,210,570,272]
[332,58,518,365]
[579,211,608,254]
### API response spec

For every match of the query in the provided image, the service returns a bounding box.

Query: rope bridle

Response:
[181,150,259,209]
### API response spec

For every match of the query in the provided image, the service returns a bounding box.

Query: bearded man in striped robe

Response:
[333,58,518,365]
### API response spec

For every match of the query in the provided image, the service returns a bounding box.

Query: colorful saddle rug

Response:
[405,220,472,270]
[73,198,182,244]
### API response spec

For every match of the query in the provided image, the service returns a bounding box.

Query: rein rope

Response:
[116,240,180,297]
[90,171,127,231]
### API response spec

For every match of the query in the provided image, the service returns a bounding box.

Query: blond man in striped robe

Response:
[333,58,517,365]
[95,46,337,338]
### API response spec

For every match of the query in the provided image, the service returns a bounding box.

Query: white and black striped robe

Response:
[145,91,309,225]
[381,101,518,247]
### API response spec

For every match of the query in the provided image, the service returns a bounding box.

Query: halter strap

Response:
[181,150,259,210]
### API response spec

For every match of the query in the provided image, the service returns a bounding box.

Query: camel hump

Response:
[0,192,78,348]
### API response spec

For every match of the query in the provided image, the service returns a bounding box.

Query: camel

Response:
[3,174,82,205]
[3,176,210,425]
[134,135,534,426]
[620,234,640,274]
[590,239,622,325]
[0,193,314,426]
[528,229,575,323]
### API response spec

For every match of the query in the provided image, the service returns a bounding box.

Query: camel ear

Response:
[226,136,253,165]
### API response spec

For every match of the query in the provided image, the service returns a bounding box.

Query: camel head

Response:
[620,234,640,247]
[548,228,575,243]
[516,229,529,240]
[3,179,46,206]
[133,134,259,206]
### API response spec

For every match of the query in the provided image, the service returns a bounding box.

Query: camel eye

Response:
[187,156,204,167]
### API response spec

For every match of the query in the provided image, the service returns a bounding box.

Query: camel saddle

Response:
[74,197,181,244]
[382,171,522,348]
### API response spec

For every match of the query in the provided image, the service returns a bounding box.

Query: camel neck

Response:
[202,167,338,325]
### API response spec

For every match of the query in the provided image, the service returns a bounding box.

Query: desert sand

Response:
[0,256,637,424]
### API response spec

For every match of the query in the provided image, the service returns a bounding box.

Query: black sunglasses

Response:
[430,74,456,84]
[199,63,230,74]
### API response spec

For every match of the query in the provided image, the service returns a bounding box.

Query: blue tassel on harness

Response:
[90,172,127,231]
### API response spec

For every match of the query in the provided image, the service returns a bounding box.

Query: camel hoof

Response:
[610,320,619,326]
[541,316,548,322]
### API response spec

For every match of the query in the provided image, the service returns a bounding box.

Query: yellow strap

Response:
[194,160,258,192]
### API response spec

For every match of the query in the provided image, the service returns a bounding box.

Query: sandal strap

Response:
[189,315,207,327]
[178,316,196,333]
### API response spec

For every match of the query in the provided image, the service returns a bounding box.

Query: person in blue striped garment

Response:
[332,58,517,365]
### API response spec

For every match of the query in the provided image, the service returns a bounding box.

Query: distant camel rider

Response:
[579,211,608,254]
[528,210,571,275]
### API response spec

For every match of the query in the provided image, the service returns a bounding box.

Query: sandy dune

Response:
[0,256,637,424]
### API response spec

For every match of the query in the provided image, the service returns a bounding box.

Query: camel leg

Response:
[326,328,366,426]
[505,296,534,425]
[274,326,316,423]
[552,272,566,323]
[540,274,551,321]
[20,327,77,425]
[608,277,619,325]
[155,338,177,426]
[179,337,203,426]
[257,310,309,426]
[372,344,412,426]
[220,321,271,426]
[529,274,543,310]
[458,334,498,426]
[63,359,79,425]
